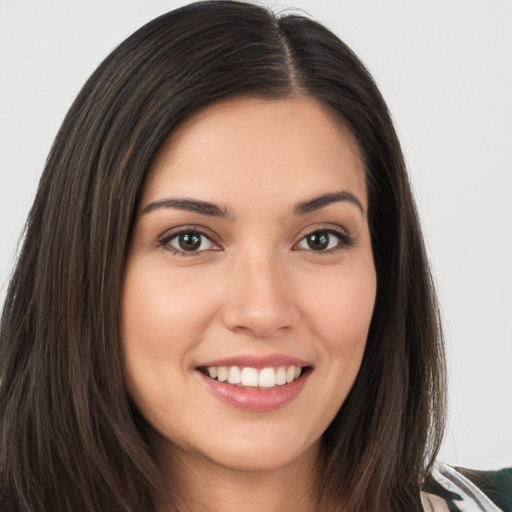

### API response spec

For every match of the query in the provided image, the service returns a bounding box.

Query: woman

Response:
[0,2,509,511]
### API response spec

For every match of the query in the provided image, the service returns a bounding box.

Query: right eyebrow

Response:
[293,191,364,215]
[142,198,236,221]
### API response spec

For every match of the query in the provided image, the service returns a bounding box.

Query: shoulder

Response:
[421,462,512,511]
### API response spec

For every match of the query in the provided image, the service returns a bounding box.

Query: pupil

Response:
[307,232,329,251]
[179,233,201,251]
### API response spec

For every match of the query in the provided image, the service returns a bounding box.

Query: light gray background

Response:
[1,0,511,470]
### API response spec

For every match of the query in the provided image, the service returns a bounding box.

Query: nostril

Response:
[220,298,299,337]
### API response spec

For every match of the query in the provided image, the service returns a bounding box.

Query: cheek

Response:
[302,263,376,350]
[292,261,376,439]
[120,263,223,426]
[121,264,221,375]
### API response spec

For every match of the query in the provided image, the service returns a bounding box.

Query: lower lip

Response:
[197,371,310,412]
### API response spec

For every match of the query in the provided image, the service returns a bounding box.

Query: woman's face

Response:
[121,96,376,473]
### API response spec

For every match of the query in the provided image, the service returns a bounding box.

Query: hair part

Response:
[0,2,445,511]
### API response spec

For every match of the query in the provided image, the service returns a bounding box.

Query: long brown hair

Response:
[0,2,446,511]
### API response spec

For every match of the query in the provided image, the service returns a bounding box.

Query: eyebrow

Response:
[142,190,364,219]
[142,198,235,220]
[293,191,364,215]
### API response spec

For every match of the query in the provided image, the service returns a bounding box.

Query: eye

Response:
[295,229,354,252]
[159,229,218,256]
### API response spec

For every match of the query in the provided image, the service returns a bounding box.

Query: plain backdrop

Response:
[1,0,511,470]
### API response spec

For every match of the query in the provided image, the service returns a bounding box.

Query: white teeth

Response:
[241,367,259,387]
[258,367,276,388]
[217,366,228,382]
[227,366,241,384]
[204,365,305,388]
[275,366,287,385]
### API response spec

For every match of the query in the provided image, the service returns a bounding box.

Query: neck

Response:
[154,440,321,512]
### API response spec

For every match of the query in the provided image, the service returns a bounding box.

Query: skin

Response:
[121,96,377,512]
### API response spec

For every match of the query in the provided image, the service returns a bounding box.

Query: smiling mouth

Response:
[198,365,311,389]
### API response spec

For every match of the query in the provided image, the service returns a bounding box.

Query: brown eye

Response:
[305,232,330,251]
[177,233,202,251]
[162,230,217,255]
[295,229,354,253]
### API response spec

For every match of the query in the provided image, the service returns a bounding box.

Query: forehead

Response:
[142,96,367,212]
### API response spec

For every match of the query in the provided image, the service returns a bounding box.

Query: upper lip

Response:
[197,353,311,369]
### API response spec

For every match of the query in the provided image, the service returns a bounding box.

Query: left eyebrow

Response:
[293,191,364,215]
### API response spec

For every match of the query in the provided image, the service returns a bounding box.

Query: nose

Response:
[220,250,299,338]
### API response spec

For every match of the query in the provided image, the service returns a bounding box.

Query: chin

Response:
[200,430,320,474]
[154,422,320,475]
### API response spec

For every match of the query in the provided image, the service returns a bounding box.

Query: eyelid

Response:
[156,223,354,257]
[293,224,355,252]
[157,225,222,256]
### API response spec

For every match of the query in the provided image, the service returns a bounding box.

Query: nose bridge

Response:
[221,245,297,336]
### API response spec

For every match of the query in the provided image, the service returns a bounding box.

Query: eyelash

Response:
[157,225,354,257]
[294,226,355,253]
[158,227,219,257]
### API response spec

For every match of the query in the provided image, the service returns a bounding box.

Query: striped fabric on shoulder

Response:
[421,462,508,511]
